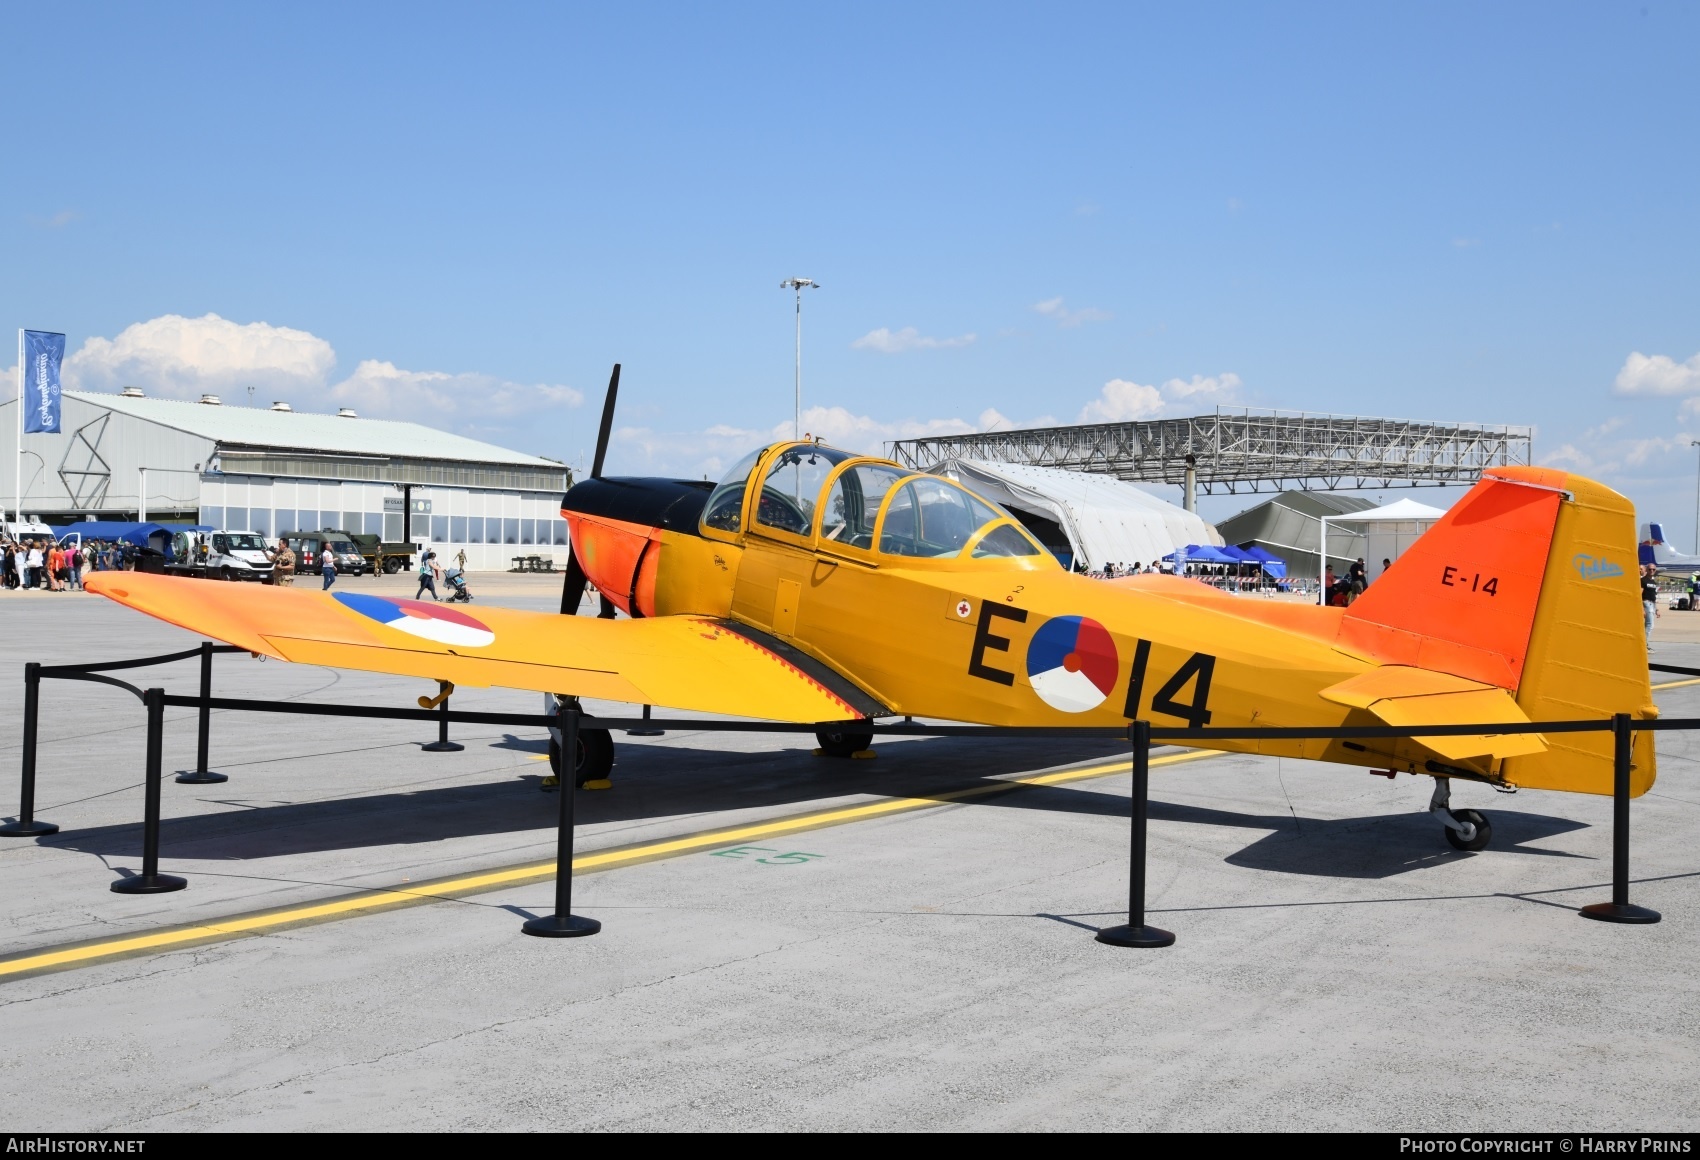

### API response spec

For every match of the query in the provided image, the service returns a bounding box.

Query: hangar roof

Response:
[65,391,561,468]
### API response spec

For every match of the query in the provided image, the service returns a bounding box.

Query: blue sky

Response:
[6,3,1698,530]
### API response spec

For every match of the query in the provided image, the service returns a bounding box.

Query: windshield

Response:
[879,476,1019,559]
[225,534,268,552]
[326,541,357,555]
[754,445,854,537]
[702,450,764,533]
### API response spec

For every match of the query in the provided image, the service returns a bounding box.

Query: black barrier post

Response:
[111,688,187,894]
[421,692,464,752]
[1580,713,1660,925]
[176,642,229,784]
[522,705,600,938]
[1096,720,1174,948]
[0,663,57,837]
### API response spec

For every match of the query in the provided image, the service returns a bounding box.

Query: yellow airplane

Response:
[85,383,1654,854]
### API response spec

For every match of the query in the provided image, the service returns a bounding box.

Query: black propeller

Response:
[560,363,621,615]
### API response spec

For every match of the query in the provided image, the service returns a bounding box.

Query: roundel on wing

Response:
[1025,615,1118,713]
[334,593,496,648]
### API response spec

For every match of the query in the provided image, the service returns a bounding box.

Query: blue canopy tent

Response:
[1164,544,1240,565]
[1241,545,1288,578]
[55,521,213,551]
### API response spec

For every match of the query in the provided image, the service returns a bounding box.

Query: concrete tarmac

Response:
[0,574,1694,1131]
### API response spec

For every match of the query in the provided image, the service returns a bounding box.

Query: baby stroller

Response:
[444,567,473,603]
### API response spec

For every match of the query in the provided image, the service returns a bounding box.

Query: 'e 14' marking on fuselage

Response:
[1441,565,1498,596]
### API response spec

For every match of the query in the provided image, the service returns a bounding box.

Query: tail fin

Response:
[1340,467,1655,796]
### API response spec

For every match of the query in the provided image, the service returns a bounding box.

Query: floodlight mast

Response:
[780,277,819,440]
[1691,440,1699,555]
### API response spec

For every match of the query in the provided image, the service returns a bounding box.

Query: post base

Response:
[174,770,229,784]
[421,741,465,752]
[1580,902,1662,925]
[111,873,187,895]
[1095,923,1175,948]
[0,819,59,837]
[521,913,601,938]
[626,728,665,737]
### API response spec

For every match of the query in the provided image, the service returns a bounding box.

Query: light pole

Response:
[780,277,819,439]
[1686,438,1700,554]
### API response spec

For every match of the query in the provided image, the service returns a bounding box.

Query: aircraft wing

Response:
[1320,666,1547,763]
[84,573,872,724]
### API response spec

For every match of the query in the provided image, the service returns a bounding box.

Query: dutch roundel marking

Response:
[1025,615,1119,713]
[334,593,496,648]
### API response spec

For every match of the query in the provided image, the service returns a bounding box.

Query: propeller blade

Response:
[589,363,620,479]
[559,547,590,615]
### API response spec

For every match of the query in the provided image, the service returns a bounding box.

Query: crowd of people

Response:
[0,537,141,592]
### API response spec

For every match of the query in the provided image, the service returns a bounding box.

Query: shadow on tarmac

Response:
[35,733,1126,862]
[33,730,1593,881]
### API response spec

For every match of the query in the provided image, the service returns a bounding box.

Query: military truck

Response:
[347,532,417,575]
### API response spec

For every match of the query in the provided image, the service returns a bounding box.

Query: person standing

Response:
[321,544,338,591]
[25,541,43,589]
[274,540,295,586]
[67,543,82,591]
[416,550,440,601]
[1642,564,1660,649]
[1349,557,1367,601]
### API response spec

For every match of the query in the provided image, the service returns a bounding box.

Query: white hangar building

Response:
[0,389,571,571]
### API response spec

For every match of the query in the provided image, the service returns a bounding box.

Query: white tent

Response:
[932,458,1222,571]
[1321,497,1447,587]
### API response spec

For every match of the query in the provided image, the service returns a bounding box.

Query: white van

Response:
[167,530,276,583]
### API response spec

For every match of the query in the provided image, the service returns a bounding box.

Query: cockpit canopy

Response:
[701,441,1048,563]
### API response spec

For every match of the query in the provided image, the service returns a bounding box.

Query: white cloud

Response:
[330,360,582,419]
[68,313,335,399]
[851,326,976,354]
[1033,297,1111,328]
[1615,351,1700,396]
[57,312,580,421]
[1077,372,1243,422]
[609,405,1017,480]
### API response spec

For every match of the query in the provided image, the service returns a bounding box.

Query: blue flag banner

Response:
[21,330,65,434]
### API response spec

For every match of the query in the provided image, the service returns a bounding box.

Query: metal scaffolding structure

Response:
[888,409,1534,497]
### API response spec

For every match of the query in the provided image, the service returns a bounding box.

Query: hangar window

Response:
[754,444,854,537]
[819,464,906,550]
[878,476,1008,558]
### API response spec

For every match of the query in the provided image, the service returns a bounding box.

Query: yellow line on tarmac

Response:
[0,748,1222,981]
[1652,677,1700,691]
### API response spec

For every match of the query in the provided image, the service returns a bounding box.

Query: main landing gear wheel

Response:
[815,729,873,758]
[1444,808,1492,852]
[547,728,615,789]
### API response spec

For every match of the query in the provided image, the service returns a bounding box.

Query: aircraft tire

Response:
[549,728,616,787]
[816,729,873,758]
[1444,808,1491,852]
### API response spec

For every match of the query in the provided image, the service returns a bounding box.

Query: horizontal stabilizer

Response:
[1320,666,1547,763]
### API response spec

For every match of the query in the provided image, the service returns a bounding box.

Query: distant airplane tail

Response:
[1339,467,1655,796]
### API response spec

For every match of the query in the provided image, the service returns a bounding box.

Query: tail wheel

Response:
[1445,808,1492,852]
[548,727,616,787]
[816,729,873,758]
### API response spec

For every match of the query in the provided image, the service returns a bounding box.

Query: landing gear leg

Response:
[1429,776,1491,852]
